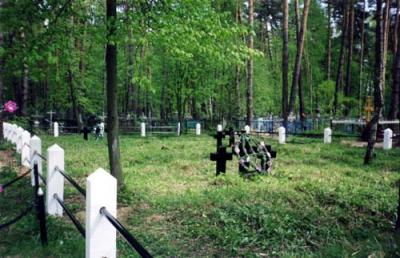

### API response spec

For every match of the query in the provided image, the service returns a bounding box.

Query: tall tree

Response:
[389,0,400,119]
[359,0,367,117]
[294,0,305,127]
[106,0,123,187]
[282,0,289,125]
[246,0,254,126]
[364,0,385,164]
[344,0,354,98]
[334,2,350,115]
[288,0,311,116]
[326,0,332,81]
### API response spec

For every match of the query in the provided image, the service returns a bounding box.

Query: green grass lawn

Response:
[1,134,400,257]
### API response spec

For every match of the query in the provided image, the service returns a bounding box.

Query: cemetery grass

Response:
[1,135,400,257]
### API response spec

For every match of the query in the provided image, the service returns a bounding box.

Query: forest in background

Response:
[0,0,399,125]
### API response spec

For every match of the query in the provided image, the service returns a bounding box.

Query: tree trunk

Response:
[67,67,82,130]
[345,0,354,98]
[21,62,29,116]
[282,0,289,125]
[359,0,367,117]
[288,0,311,116]
[0,32,3,140]
[327,0,332,81]
[390,26,400,119]
[381,0,392,92]
[334,2,350,115]
[235,0,242,120]
[246,0,254,126]
[364,0,384,164]
[106,0,123,188]
[295,0,305,128]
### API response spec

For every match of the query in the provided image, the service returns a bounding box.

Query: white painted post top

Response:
[86,168,117,258]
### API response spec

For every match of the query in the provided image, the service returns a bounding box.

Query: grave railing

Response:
[1,122,153,258]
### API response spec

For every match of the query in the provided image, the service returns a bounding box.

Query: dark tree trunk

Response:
[327,0,332,81]
[282,0,289,125]
[389,0,400,119]
[391,29,400,119]
[21,63,29,116]
[246,0,254,126]
[334,2,350,116]
[396,181,400,230]
[288,0,311,116]
[67,67,82,130]
[0,32,3,140]
[344,0,354,98]
[359,0,366,117]
[106,0,123,188]
[364,0,384,164]
[235,0,242,119]
[382,0,392,91]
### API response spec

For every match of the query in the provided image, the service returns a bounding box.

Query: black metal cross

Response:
[210,146,233,176]
[213,131,226,150]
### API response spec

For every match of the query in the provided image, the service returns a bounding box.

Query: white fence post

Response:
[30,136,42,186]
[47,144,65,216]
[177,122,181,136]
[324,128,332,144]
[278,126,286,144]
[86,168,117,258]
[384,128,393,150]
[16,127,24,153]
[21,130,31,167]
[54,122,59,137]
[12,124,18,144]
[141,122,146,137]
[217,124,223,132]
[196,123,201,136]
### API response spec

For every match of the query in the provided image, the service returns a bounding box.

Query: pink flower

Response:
[3,101,18,113]
[0,185,3,193]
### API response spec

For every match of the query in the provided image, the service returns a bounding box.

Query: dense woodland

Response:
[0,0,399,124]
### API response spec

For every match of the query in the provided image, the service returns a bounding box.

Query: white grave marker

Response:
[324,128,332,144]
[141,122,146,137]
[244,125,251,134]
[217,124,223,132]
[278,126,286,144]
[177,122,181,136]
[196,123,201,136]
[54,122,59,137]
[384,128,393,150]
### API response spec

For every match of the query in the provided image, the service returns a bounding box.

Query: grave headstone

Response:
[141,122,146,137]
[217,124,223,132]
[324,128,332,144]
[278,126,286,144]
[196,123,201,136]
[99,122,105,137]
[177,122,181,136]
[244,125,251,134]
[384,128,393,150]
[54,122,59,137]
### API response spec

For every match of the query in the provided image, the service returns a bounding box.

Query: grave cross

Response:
[210,146,233,176]
[364,96,374,123]
[213,131,226,150]
[47,110,56,127]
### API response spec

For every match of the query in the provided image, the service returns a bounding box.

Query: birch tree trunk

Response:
[364,0,384,164]
[288,0,311,116]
